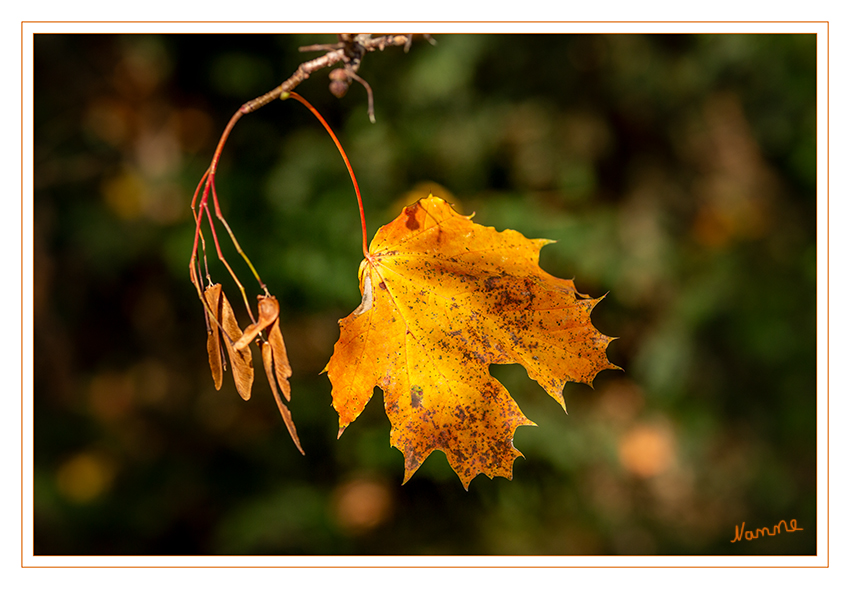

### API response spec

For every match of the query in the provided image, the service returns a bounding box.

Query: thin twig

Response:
[190,34,417,324]
[345,68,376,123]
[240,34,412,115]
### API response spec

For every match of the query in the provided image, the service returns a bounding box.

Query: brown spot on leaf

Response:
[410,385,423,408]
[405,206,420,230]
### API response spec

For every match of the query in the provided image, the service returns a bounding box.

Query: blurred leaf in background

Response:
[33,33,816,555]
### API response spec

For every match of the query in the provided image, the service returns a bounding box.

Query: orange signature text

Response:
[730,519,804,543]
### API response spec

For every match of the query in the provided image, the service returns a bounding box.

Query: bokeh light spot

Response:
[331,476,394,535]
[56,452,116,504]
[618,422,676,478]
[89,371,135,423]
[102,170,145,220]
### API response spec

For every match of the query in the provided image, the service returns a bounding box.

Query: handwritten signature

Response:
[730,519,804,543]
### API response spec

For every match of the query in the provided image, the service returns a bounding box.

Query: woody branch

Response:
[190,34,422,317]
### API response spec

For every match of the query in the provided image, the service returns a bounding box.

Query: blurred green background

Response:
[33,33,817,555]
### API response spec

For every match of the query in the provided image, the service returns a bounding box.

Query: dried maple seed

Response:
[203,284,224,390]
[266,314,293,402]
[261,340,303,454]
[206,285,253,401]
[234,295,280,350]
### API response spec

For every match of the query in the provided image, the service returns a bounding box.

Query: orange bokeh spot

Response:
[331,476,394,535]
[618,422,675,478]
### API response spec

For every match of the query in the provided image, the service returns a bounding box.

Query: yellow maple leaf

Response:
[326,195,618,488]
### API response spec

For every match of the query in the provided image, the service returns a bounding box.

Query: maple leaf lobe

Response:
[327,195,618,488]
